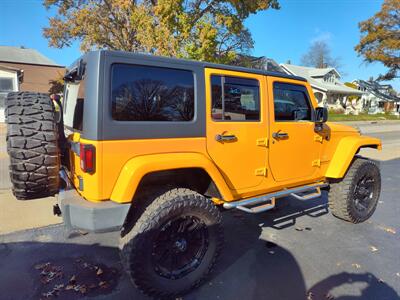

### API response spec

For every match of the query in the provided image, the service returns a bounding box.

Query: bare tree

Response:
[301,41,342,72]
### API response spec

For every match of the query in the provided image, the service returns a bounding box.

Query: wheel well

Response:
[356,144,379,154]
[136,168,221,199]
[121,168,221,237]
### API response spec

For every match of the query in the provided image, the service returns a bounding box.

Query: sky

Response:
[0,0,398,90]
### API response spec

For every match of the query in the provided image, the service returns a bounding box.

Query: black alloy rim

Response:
[152,215,209,280]
[353,174,375,212]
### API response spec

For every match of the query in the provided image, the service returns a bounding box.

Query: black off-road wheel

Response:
[6,92,60,200]
[119,188,223,299]
[328,157,381,223]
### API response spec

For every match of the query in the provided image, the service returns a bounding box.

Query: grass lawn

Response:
[328,113,400,122]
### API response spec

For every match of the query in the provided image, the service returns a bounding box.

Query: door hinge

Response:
[255,167,268,177]
[314,135,323,143]
[312,159,321,167]
[256,138,269,147]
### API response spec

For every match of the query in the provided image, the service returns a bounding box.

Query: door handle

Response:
[272,132,289,139]
[215,134,237,142]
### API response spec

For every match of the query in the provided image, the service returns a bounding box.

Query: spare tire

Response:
[6,92,60,200]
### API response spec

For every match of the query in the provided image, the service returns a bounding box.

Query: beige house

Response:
[280,64,364,113]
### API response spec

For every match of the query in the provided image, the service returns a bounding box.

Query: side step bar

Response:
[223,183,328,214]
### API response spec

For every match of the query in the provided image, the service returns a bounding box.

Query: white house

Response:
[280,64,365,114]
[0,65,22,122]
[352,79,400,115]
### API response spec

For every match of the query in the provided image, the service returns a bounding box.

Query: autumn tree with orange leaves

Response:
[355,0,400,80]
[43,0,279,65]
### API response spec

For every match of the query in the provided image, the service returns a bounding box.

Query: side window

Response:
[111,64,194,121]
[211,75,260,121]
[63,76,85,131]
[273,82,312,121]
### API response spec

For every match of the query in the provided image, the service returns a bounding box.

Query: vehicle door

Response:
[267,78,321,182]
[205,68,268,194]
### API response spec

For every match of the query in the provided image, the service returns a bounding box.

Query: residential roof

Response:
[355,79,400,102]
[0,64,21,72]
[0,46,63,67]
[280,63,364,95]
[232,55,286,73]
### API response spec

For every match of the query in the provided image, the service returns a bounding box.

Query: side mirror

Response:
[315,107,328,123]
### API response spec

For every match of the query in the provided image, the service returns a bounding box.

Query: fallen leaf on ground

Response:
[384,228,396,234]
[378,225,396,234]
[295,227,304,231]
[378,278,385,283]
[65,285,74,290]
[99,281,109,289]
[69,275,76,284]
[96,268,104,276]
[79,285,87,294]
[35,263,50,270]
[307,291,314,300]
[369,246,379,253]
[42,291,54,298]
[352,263,361,269]
[54,284,64,290]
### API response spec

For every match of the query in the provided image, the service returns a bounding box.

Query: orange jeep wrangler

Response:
[6,51,382,298]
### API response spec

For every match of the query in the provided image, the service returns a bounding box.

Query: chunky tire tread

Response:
[328,157,381,223]
[120,188,223,299]
[5,92,60,200]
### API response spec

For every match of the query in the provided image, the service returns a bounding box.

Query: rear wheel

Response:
[119,188,223,298]
[328,158,381,223]
[6,92,60,200]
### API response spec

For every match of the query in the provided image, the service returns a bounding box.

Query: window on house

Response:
[0,78,14,92]
[211,75,260,121]
[111,64,195,121]
[273,82,312,121]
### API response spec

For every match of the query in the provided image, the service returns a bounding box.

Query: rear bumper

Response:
[57,188,130,233]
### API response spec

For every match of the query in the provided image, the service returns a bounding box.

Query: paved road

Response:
[1,164,399,299]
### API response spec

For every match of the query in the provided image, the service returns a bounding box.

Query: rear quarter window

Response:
[63,78,85,131]
[111,64,195,121]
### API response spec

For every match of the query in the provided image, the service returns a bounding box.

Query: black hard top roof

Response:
[95,50,307,82]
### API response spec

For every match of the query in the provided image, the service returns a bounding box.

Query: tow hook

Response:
[53,204,62,216]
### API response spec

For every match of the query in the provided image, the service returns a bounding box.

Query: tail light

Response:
[80,143,95,173]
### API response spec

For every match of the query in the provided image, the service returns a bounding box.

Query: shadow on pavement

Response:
[308,272,400,300]
[0,192,399,300]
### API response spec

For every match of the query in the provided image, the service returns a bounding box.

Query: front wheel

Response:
[119,188,223,298]
[328,157,381,223]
